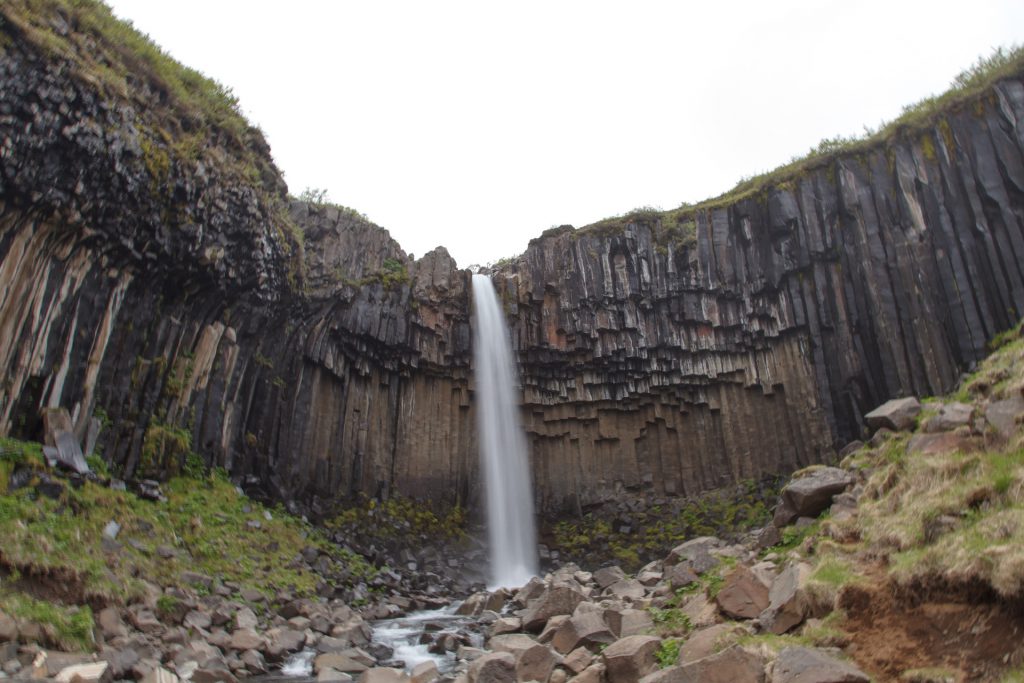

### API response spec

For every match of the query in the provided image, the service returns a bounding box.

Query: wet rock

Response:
[409,660,439,683]
[602,635,661,683]
[771,646,869,683]
[714,566,769,620]
[315,653,368,675]
[240,649,266,674]
[773,468,855,528]
[865,397,921,432]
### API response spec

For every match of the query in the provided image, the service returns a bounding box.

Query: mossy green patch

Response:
[0,591,94,651]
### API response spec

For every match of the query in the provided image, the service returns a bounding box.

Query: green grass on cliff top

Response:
[575,44,1024,239]
[0,458,376,614]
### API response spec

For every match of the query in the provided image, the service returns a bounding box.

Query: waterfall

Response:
[471,273,538,589]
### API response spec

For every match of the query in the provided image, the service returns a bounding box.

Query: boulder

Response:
[678,624,744,664]
[538,615,571,644]
[563,646,594,674]
[665,564,699,590]
[357,669,408,683]
[240,649,266,675]
[190,667,237,683]
[521,585,586,631]
[517,643,560,682]
[140,667,180,683]
[316,653,369,675]
[551,612,615,654]
[467,651,515,683]
[489,617,522,637]
[771,646,869,683]
[0,612,18,642]
[643,645,765,683]
[680,592,721,629]
[923,402,974,432]
[986,395,1024,439]
[593,567,627,589]
[665,538,720,574]
[602,635,661,683]
[714,566,769,620]
[409,660,439,683]
[184,610,212,631]
[605,579,645,601]
[570,662,606,683]
[228,628,264,652]
[773,468,855,527]
[318,669,354,682]
[605,608,654,638]
[265,628,306,661]
[865,397,921,432]
[488,634,537,659]
[234,608,258,631]
[906,432,971,456]
[55,661,112,683]
[759,563,812,635]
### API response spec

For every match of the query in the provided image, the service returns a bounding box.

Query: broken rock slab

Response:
[864,397,921,432]
[773,468,855,528]
[771,646,869,683]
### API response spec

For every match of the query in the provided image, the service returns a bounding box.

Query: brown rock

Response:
[923,402,974,432]
[986,396,1024,439]
[605,608,654,638]
[680,592,721,629]
[773,468,854,527]
[521,585,586,632]
[516,643,560,682]
[593,567,627,589]
[467,651,515,683]
[241,650,266,675]
[602,635,661,683]
[906,432,971,456]
[551,612,615,654]
[315,653,368,675]
[605,579,645,601]
[228,628,264,652]
[665,538,720,574]
[0,612,18,642]
[563,646,594,674]
[140,667,179,683]
[865,397,921,431]
[489,617,522,637]
[644,645,765,683]
[409,660,439,683]
[771,646,868,683]
[569,662,605,683]
[54,661,112,683]
[760,563,812,635]
[356,668,408,683]
[714,567,770,620]
[678,624,744,664]
[488,634,537,658]
[96,608,126,641]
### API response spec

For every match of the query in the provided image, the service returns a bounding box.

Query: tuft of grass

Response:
[0,592,94,651]
[649,607,692,637]
[655,638,681,668]
[0,438,377,613]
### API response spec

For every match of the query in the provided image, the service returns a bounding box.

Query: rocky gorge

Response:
[4,1,1024,680]
[2,2,1024,522]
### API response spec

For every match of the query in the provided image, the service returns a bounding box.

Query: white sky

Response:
[104,0,1024,268]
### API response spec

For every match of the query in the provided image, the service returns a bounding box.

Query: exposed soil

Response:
[840,572,1024,682]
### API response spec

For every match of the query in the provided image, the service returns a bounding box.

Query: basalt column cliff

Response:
[1,4,1023,516]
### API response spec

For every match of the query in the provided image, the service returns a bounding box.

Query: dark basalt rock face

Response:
[1,7,1023,517]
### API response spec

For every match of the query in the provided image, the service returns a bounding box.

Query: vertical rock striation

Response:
[1,3,1023,516]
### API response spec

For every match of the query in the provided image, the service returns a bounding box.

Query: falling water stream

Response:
[471,273,539,589]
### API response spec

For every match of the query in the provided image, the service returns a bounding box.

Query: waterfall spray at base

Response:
[471,273,539,589]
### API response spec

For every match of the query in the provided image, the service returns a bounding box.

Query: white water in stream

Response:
[471,273,539,589]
